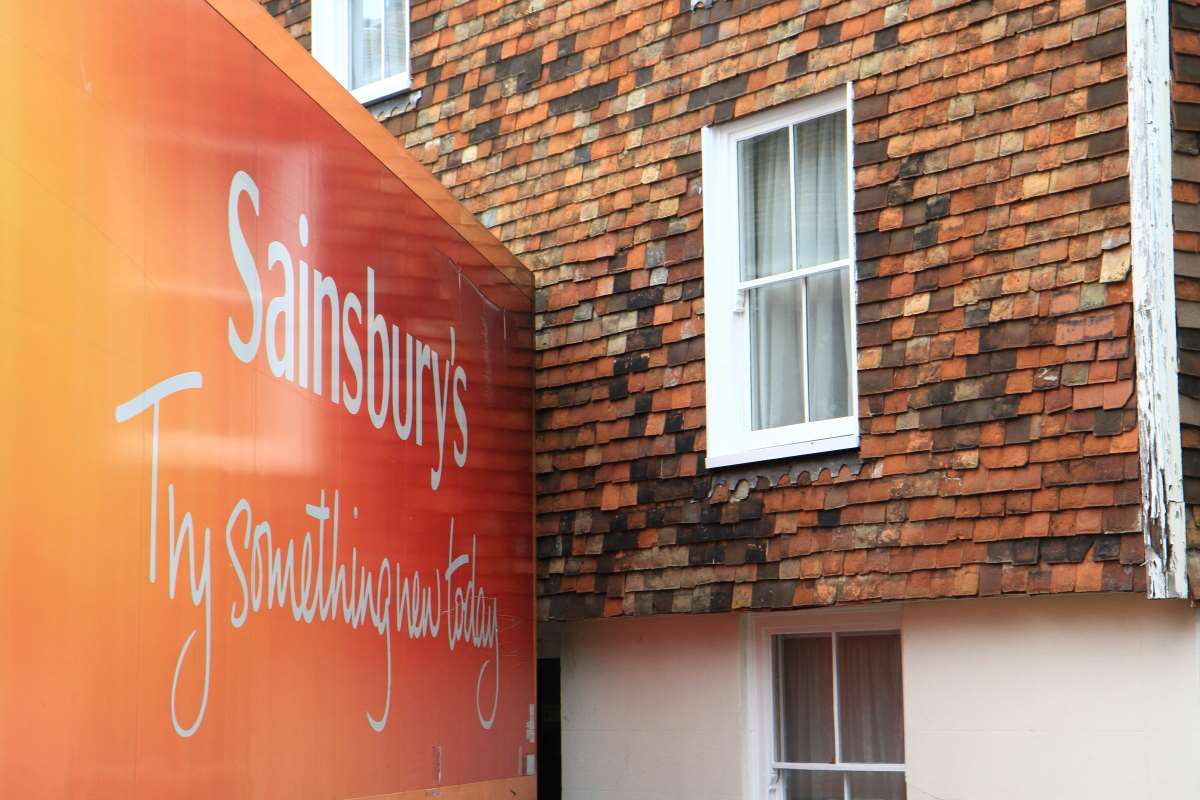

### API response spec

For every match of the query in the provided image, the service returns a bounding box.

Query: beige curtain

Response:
[352,0,383,88]
[805,267,851,422]
[793,112,848,269]
[739,113,851,430]
[775,632,906,800]
[837,633,905,764]
[384,0,407,76]
[776,635,835,764]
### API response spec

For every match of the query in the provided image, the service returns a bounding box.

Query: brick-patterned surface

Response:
[1171,0,1200,596]
[263,0,1149,619]
[260,0,311,49]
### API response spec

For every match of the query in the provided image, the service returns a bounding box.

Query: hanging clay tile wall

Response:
[1171,0,1200,598]
[260,0,311,48]
[262,0,1148,619]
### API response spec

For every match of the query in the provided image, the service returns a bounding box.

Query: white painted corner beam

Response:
[1127,0,1188,598]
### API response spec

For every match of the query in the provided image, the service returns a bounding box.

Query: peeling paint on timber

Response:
[1128,0,1188,598]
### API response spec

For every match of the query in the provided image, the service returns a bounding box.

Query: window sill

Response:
[705,431,860,470]
[351,72,413,106]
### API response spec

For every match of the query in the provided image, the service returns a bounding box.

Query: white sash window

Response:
[702,86,859,467]
[748,609,906,800]
[312,0,412,105]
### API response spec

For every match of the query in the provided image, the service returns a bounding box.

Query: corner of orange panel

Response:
[202,0,533,303]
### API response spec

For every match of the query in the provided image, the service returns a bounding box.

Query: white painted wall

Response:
[557,613,744,800]
[902,593,1200,800]
[555,593,1200,800]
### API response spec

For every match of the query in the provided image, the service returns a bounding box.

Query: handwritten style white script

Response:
[115,373,502,738]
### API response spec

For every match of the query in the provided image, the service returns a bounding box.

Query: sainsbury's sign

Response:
[111,171,501,740]
[223,171,469,491]
[0,1,535,799]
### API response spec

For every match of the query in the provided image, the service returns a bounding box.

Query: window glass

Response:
[738,107,853,435]
[313,0,411,102]
[772,630,904,800]
[750,266,852,430]
[837,634,905,764]
[737,111,848,282]
[739,128,793,280]
[793,111,848,270]
[351,0,383,89]
[847,771,906,800]
[805,267,852,422]
[782,769,844,799]
[775,635,835,763]
[349,0,407,91]
[750,281,805,430]
[384,0,408,78]
[781,770,905,800]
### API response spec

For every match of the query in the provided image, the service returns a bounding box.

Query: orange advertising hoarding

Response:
[0,1,535,798]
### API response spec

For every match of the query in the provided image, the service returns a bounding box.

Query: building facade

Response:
[264,0,1200,797]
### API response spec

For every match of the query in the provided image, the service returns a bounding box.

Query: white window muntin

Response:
[702,85,859,468]
[312,0,412,105]
[746,607,905,800]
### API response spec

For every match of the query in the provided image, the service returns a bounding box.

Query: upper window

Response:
[701,86,859,468]
[749,609,906,800]
[312,0,412,105]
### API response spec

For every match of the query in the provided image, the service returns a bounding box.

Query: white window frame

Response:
[701,85,859,469]
[312,0,413,105]
[745,606,905,800]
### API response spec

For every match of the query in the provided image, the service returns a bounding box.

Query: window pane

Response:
[837,634,905,764]
[793,111,848,270]
[775,635,835,764]
[750,262,853,430]
[781,770,844,800]
[750,280,806,430]
[351,0,384,89]
[738,128,792,280]
[780,770,905,800]
[848,771,906,800]
[384,0,408,78]
[805,267,852,422]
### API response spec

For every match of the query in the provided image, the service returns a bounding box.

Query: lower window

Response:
[755,617,906,800]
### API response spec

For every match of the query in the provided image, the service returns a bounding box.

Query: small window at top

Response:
[312,0,412,105]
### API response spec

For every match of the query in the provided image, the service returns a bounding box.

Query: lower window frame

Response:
[745,606,906,800]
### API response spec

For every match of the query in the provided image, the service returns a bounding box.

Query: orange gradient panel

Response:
[0,1,535,798]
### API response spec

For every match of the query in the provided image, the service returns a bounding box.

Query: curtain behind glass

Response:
[806,267,851,422]
[793,111,848,269]
[751,282,805,429]
[782,770,843,800]
[776,635,835,764]
[847,771,906,800]
[384,0,408,78]
[739,128,792,280]
[797,112,850,424]
[744,113,848,430]
[837,634,905,764]
[782,770,905,800]
[351,0,384,89]
[742,124,800,428]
